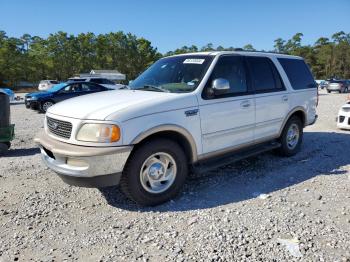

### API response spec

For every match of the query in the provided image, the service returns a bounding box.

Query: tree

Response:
[243,44,256,51]
[1,30,350,87]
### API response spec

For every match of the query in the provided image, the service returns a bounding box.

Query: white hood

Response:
[47,90,198,122]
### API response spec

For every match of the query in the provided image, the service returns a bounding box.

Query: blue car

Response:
[25,81,112,113]
[0,88,15,101]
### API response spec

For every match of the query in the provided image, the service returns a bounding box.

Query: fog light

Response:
[67,158,88,168]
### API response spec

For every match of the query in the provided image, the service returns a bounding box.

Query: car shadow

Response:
[99,131,350,212]
[3,147,40,157]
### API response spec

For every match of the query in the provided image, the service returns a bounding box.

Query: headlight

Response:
[76,124,120,143]
[26,96,37,101]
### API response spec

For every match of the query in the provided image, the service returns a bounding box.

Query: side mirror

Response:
[212,78,230,95]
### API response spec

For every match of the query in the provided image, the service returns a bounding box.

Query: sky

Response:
[1,0,349,53]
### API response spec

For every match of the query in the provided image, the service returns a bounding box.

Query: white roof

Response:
[167,51,302,60]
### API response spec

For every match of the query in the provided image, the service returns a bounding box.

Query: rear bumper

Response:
[327,86,341,91]
[34,132,133,187]
[308,114,318,126]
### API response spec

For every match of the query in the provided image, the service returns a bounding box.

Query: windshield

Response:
[130,55,213,93]
[47,83,68,92]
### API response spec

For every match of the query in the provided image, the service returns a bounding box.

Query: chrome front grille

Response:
[46,116,72,139]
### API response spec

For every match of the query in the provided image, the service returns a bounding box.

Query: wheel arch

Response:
[130,124,198,163]
[278,107,307,136]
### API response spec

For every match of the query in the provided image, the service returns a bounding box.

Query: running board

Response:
[192,141,281,174]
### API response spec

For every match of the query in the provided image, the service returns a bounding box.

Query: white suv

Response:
[35,51,318,206]
[38,80,59,91]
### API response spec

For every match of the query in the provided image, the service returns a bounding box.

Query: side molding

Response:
[131,124,198,162]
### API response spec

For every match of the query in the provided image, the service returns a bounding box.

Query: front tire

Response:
[277,116,303,157]
[120,138,188,206]
[41,100,54,113]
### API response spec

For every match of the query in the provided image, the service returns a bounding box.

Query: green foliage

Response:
[0,30,161,86]
[273,32,350,79]
[0,30,349,87]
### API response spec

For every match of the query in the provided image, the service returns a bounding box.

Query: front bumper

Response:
[25,100,39,110]
[337,113,350,130]
[34,132,133,187]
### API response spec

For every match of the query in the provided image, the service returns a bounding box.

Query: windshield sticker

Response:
[183,58,205,64]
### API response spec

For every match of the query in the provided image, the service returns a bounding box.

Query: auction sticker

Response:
[183,58,205,64]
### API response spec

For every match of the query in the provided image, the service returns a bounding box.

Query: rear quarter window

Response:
[278,58,316,90]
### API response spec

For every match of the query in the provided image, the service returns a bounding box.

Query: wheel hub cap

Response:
[148,163,164,180]
[287,124,299,149]
[140,152,177,194]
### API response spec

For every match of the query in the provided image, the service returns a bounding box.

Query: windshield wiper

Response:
[139,85,169,92]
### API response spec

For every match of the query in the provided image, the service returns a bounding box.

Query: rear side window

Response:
[278,58,316,90]
[246,56,285,93]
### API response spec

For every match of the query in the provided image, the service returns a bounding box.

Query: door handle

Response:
[282,95,288,102]
[240,101,251,108]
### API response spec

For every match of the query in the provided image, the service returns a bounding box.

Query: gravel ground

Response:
[1,89,350,261]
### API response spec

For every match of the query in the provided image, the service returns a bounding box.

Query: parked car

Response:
[318,80,328,89]
[337,100,350,130]
[0,88,15,101]
[25,82,112,113]
[68,77,124,90]
[326,80,350,93]
[34,51,318,206]
[38,80,59,91]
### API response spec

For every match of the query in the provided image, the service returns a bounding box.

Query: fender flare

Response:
[278,106,307,136]
[131,124,198,162]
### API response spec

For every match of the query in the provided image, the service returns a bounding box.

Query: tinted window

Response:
[205,56,247,98]
[90,78,102,84]
[246,57,281,92]
[278,58,316,90]
[103,79,115,85]
[60,83,82,93]
[81,83,101,91]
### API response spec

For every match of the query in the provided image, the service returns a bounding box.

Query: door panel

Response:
[200,96,255,154]
[254,93,289,140]
[198,55,255,154]
[245,56,290,141]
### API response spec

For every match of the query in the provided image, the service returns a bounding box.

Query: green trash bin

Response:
[0,124,15,142]
[0,92,15,154]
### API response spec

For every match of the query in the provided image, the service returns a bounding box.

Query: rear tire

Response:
[276,116,303,157]
[120,138,188,206]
